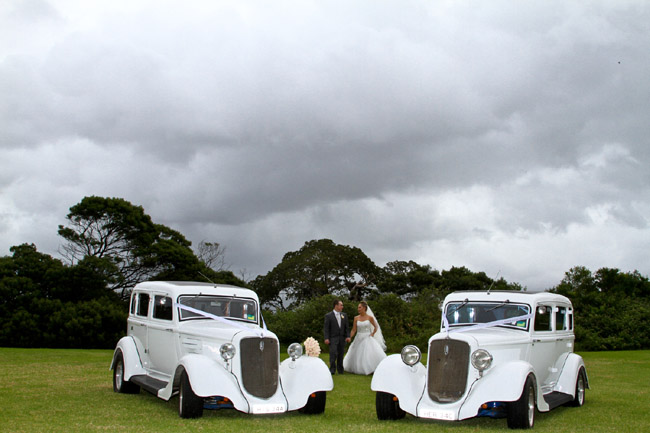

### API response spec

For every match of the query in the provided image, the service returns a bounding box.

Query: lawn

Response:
[0,348,648,432]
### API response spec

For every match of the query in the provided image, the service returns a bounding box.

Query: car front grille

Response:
[427,339,470,403]
[240,337,279,399]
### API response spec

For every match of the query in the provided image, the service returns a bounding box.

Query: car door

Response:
[529,303,557,393]
[147,293,178,378]
[549,304,575,387]
[129,291,151,370]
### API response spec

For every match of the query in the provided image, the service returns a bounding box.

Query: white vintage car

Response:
[111,281,333,418]
[371,290,588,429]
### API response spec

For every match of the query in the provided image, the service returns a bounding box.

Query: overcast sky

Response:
[2,0,649,290]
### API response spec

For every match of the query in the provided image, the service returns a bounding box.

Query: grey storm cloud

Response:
[1,0,650,289]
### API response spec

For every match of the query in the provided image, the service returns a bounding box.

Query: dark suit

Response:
[323,310,350,374]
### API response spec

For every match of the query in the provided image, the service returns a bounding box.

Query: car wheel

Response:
[179,370,203,419]
[568,368,586,407]
[299,391,327,414]
[376,392,406,420]
[507,375,535,429]
[113,352,140,394]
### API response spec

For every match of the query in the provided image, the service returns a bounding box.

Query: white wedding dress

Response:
[343,319,387,375]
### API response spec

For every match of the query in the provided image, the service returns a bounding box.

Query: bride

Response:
[343,301,386,375]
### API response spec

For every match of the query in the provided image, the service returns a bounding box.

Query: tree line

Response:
[0,196,245,349]
[1,195,648,351]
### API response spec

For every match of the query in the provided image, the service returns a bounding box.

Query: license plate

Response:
[251,404,286,414]
[420,409,455,420]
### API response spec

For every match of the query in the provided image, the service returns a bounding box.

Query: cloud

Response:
[2,0,650,290]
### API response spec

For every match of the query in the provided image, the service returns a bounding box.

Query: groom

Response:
[323,299,351,374]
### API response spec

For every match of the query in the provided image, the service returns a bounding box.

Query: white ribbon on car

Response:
[173,303,269,338]
[442,313,534,336]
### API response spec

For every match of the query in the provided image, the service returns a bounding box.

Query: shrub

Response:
[263,292,442,353]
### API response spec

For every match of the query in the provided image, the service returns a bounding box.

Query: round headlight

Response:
[288,342,303,360]
[471,349,493,371]
[220,343,236,360]
[400,345,421,366]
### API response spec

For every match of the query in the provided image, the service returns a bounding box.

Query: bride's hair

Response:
[359,301,368,311]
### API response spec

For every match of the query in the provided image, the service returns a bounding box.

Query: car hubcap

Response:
[179,386,185,414]
[577,376,585,405]
[527,387,535,426]
[115,362,123,389]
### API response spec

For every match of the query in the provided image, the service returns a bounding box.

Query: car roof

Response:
[443,290,572,306]
[132,281,259,302]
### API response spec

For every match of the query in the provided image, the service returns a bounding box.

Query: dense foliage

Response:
[251,239,381,310]
[262,265,521,352]
[0,197,246,349]
[551,266,650,350]
[1,195,648,351]
[0,244,126,348]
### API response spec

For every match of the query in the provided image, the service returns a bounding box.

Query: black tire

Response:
[179,370,203,419]
[112,352,140,394]
[507,375,536,429]
[568,368,586,407]
[299,391,327,414]
[376,392,406,420]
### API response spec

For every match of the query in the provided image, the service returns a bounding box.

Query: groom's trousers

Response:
[329,337,345,374]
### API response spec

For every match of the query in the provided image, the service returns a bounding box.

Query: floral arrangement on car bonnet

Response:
[303,337,321,357]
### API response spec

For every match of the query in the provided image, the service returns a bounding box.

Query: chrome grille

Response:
[427,339,469,403]
[240,337,279,398]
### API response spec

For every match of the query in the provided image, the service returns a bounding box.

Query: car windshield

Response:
[178,295,258,323]
[444,301,530,330]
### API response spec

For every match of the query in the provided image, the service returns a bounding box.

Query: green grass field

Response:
[0,348,648,432]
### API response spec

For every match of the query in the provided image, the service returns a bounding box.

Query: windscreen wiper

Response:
[447,298,469,316]
[487,300,510,312]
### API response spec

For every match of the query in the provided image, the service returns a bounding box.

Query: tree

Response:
[377,260,440,297]
[0,244,127,349]
[252,239,380,310]
[2,243,64,300]
[196,241,229,271]
[58,196,201,299]
[440,266,493,292]
[551,266,650,350]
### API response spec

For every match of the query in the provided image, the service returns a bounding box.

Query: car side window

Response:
[534,305,552,331]
[137,293,150,317]
[555,306,567,331]
[568,307,574,330]
[130,293,137,315]
[154,295,173,321]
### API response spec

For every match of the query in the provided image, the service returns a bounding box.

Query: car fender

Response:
[279,356,334,411]
[555,353,588,395]
[371,354,426,416]
[166,354,249,411]
[111,337,146,380]
[459,360,538,419]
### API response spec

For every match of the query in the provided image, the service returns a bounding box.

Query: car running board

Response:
[543,391,573,410]
[129,375,168,395]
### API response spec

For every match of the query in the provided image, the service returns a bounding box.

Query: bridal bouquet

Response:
[303,337,321,357]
